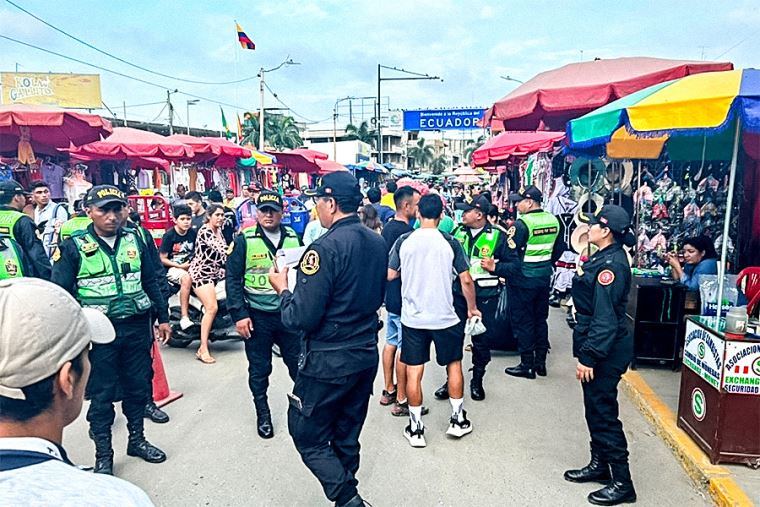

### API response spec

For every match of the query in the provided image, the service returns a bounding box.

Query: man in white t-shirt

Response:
[0,278,154,506]
[388,194,481,448]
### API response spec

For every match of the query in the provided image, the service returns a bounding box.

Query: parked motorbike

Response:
[166,280,240,348]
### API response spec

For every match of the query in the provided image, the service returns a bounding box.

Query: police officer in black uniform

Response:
[564,205,636,506]
[0,179,51,280]
[268,172,387,507]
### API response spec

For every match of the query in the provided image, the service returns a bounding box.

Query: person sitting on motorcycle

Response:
[159,205,197,331]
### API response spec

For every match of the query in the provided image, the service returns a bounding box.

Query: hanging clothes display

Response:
[63,167,93,207]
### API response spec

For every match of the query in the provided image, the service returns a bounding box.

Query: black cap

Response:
[304,172,361,199]
[455,194,492,213]
[582,204,631,234]
[509,185,543,203]
[256,190,283,211]
[0,179,30,197]
[84,185,127,208]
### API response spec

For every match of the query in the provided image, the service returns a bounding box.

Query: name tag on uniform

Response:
[81,242,99,255]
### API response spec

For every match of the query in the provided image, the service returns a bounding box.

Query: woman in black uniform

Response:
[564,205,637,506]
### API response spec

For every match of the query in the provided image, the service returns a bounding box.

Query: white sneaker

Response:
[446,410,473,438]
[404,424,426,448]
[179,317,194,331]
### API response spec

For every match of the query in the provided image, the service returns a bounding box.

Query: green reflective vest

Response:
[453,225,501,289]
[518,211,560,278]
[0,210,25,280]
[243,226,300,312]
[59,216,92,241]
[72,229,152,319]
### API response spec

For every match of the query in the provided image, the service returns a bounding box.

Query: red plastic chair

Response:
[737,267,760,316]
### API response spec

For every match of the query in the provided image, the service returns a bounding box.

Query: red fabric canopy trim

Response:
[0,103,112,148]
[268,148,329,173]
[471,131,565,167]
[69,127,194,161]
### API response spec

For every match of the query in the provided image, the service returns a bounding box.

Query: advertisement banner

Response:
[1,72,102,108]
[682,319,724,390]
[403,108,485,131]
[723,341,760,395]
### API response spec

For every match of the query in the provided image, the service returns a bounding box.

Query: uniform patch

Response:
[126,248,138,260]
[508,238,516,249]
[5,259,18,277]
[51,247,61,262]
[227,242,235,256]
[598,269,615,286]
[506,226,517,249]
[480,246,491,257]
[250,252,268,260]
[80,242,99,254]
[300,250,320,275]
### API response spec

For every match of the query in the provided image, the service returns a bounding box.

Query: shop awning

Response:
[268,148,329,173]
[471,130,565,166]
[69,127,194,161]
[0,103,113,148]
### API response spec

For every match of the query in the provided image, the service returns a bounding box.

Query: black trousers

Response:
[86,313,152,437]
[582,362,629,464]
[507,282,550,366]
[288,364,377,505]
[244,308,300,414]
[455,294,499,370]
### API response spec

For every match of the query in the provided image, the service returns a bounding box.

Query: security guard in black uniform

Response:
[268,172,387,507]
[565,205,636,506]
[226,190,302,439]
[503,185,561,379]
[0,179,51,280]
[51,185,172,476]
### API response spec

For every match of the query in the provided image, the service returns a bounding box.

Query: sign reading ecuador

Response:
[1,72,102,109]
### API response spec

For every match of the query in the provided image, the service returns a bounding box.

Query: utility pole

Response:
[122,101,127,127]
[166,90,177,135]
[186,99,199,135]
[259,57,300,151]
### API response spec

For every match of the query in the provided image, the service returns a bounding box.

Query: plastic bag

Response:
[495,286,509,322]
[465,316,487,337]
[699,274,738,317]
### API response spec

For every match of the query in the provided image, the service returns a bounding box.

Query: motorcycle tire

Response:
[167,336,193,348]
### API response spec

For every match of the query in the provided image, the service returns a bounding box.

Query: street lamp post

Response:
[259,57,300,150]
[499,75,524,84]
[166,89,178,135]
[376,65,442,165]
[333,96,352,160]
[186,99,199,135]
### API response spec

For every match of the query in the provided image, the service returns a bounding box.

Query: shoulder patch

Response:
[597,269,615,286]
[51,247,61,262]
[227,242,235,256]
[80,242,99,254]
[300,249,320,276]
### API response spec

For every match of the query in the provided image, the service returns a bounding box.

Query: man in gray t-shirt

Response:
[388,195,480,448]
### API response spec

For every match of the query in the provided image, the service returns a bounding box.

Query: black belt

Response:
[308,336,376,352]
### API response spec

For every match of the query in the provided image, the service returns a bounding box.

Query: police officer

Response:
[268,172,387,507]
[434,194,508,401]
[51,185,171,476]
[565,205,636,505]
[0,180,50,280]
[226,190,302,439]
[502,185,560,379]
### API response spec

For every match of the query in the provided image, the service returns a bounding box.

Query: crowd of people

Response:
[0,170,658,506]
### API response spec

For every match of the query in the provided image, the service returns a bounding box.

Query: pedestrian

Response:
[224,189,236,209]
[50,185,171,476]
[160,204,197,331]
[226,191,302,439]
[366,187,395,223]
[268,172,386,507]
[0,179,51,280]
[207,189,238,245]
[302,213,328,246]
[565,205,636,505]
[380,180,397,210]
[0,278,154,506]
[388,194,481,448]
[184,191,206,231]
[30,181,70,260]
[358,204,382,232]
[503,185,561,379]
[379,186,420,416]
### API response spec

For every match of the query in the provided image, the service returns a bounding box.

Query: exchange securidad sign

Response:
[403,109,485,131]
[723,341,760,395]
[683,319,724,390]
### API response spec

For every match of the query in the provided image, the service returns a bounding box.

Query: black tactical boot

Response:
[255,398,274,439]
[535,349,548,377]
[144,401,170,424]
[470,367,486,401]
[434,381,450,400]
[505,354,536,379]
[587,463,636,505]
[91,432,114,475]
[126,429,167,464]
[564,454,611,484]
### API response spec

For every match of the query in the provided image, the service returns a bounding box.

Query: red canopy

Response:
[484,57,733,131]
[168,134,217,158]
[70,152,170,170]
[269,148,329,173]
[69,127,194,161]
[0,103,112,147]
[316,159,348,174]
[471,131,565,167]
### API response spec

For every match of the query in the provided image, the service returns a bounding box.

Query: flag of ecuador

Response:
[236,23,255,50]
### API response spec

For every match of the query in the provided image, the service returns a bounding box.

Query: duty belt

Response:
[307,335,377,352]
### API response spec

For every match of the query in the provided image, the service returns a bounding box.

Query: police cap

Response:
[84,185,127,208]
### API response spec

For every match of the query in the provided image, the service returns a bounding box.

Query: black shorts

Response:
[400,323,464,366]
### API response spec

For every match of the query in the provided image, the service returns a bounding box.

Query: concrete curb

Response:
[621,370,754,507]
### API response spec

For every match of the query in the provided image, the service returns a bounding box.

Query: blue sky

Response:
[1,0,759,133]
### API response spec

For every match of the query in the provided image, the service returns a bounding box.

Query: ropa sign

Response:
[403,109,485,131]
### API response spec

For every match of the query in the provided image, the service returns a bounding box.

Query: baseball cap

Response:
[84,185,127,208]
[455,194,492,213]
[257,190,283,211]
[303,172,362,199]
[0,179,30,197]
[0,278,115,400]
[582,204,631,234]
[509,185,543,203]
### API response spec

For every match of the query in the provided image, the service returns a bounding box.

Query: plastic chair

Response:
[736,267,760,316]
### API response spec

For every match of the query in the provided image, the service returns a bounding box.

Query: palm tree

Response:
[407,138,434,170]
[241,113,303,150]
[430,154,449,175]
[345,121,375,147]
[463,134,487,164]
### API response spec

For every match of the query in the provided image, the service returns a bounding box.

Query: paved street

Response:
[63,309,711,506]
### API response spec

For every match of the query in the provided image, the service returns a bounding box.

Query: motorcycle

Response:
[166,280,241,348]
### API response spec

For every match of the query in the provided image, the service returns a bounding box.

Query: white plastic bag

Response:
[465,316,487,337]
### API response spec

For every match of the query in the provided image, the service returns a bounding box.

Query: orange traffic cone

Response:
[151,340,183,408]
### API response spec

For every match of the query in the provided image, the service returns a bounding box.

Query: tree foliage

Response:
[344,121,375,147]
[241,112,303,150]
[407,138,435,169]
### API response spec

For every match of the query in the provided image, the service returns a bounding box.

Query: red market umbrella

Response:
[69,127,194,161]
[168,134,218,161]
[316,159,348,174]
[201,137,252,158]
[71,152,171,171]
[0,103,113,147]
[484,57,733,131]
[471,131,565,167]
[269,148,329,173]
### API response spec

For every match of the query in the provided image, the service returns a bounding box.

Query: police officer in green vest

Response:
[51,185,171,475]
[0,180,51,280]
[59,213,93,241]
[500,186,561,379]
[226,190,303,439]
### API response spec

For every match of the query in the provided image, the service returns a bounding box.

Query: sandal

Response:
[195,350,216,364]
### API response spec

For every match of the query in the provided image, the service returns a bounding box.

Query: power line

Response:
[263,81,330,124]
[150,103,167,123]
[3,0,259,85]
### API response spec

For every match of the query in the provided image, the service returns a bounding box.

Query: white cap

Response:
[0,278,115,400]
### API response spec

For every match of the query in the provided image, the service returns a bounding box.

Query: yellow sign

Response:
[1,72,102,109]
